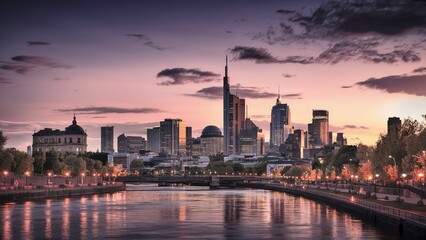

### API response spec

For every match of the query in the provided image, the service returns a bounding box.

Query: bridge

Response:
[116,175,282,188]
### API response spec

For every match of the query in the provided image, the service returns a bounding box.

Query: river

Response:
[0,184,401,239]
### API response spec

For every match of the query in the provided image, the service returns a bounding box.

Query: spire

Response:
[225,55,228,77]
[276,85,281,104]
[72,114,77,125]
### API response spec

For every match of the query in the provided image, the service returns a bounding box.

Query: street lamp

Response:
[25,171,30,186]
[81,173,85,185]
[374,174,379,196]
[419,173,424,202]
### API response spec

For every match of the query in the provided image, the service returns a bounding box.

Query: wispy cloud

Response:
[0,62,35,74]
[11,56,72,69]
[27,41,51,46]
[343,125,369,130]
[125,33,169,51]
[282,73,295,78]
[413,67,426,73]
[230,46,314,64]
[57,107,163,115]
[187,84,302,100]
[157,68,221,85]
[231,41,420,66]
[353,74,426,97]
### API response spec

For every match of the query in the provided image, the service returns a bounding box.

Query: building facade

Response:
[223,57,245,155]
[117,134,146,153]
[101,126,114,153]
[308,110,329,148]
[147,127,160,153]
[270,94,291,150]
[240,118,264,156]
[32,116,87,153]
[160,118,186,156]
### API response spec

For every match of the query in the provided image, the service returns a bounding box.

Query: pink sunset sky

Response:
[1,0,425,151]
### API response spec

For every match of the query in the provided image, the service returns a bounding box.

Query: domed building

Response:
[192,125,223,156]
[32,115,87,153]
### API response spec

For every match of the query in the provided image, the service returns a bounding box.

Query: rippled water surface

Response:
[0,185,401,239]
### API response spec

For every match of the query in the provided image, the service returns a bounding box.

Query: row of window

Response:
[36,137,84,144]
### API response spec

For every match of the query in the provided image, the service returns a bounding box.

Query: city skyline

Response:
[1,0,426,151]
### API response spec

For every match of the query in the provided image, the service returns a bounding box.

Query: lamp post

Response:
[419,173,424,202]
[25,171,30,186]
[3,171,8,186]
[81,173,85,185]
[374,174,379,196]
[401,173,407,198]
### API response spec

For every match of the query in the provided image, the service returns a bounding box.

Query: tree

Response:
[32,151,45,175]
[232,163,245,173]
[0,150,13,171]
[253,161,267,176]
[357,161,373,181]
[64,155,86,176]
[0,131,7,150]
[130,159,144,169]
[44,149,59,174]
[8,148,33,176]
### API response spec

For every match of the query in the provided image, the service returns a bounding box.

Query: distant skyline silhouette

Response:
[1,0,425,150]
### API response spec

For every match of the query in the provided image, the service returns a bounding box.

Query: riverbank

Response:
[0,184,125,202]
[241,182,426,239]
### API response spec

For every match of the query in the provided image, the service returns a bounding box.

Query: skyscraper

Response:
[223,56,245,155]
[101,126,114,153]
[147,127,160,153]
[240,118,264,156]
[160,118,186,156]
[117,134,145,153]
[269,91,291,150]
[308,110,329,148]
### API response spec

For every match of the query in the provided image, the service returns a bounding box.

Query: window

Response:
[77,138,81,143]
[65,138,67,143]
[69,138,73,143]
[58,138,61,144]
[44,139,48,143]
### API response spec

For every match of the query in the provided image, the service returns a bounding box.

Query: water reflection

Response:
[45,199,51,239]
[0,187,401,239]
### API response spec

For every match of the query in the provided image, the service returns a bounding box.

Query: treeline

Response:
[306,118,425,181]
[0,132,112,177]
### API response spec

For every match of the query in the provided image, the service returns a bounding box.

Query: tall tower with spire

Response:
[223,56,245,155]
[270,87,291,151]
[223,56,230,155]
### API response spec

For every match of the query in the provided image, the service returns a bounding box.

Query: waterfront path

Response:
[0,183,125,202]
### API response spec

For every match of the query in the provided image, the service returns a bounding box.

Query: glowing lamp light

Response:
[25,171,30,176]
[401,173,407,178]
[3,171,8,176]
[419,173,424,178]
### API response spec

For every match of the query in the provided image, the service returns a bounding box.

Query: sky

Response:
[0,0,425,151]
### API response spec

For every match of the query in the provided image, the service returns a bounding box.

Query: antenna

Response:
[246,105,248,119]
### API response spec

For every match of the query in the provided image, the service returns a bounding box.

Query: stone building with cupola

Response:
[32,115,88,153]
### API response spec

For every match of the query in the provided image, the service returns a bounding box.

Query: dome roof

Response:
[201,125,222,138]
[65,116,86,135]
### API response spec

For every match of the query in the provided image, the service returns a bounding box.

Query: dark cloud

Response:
[0,62,34,74]
[341,85,353,89]
[232,39,420,65]
[11,56,72,69]
[187,84,302,100]
[413,67,426,73]
[252,0,426,64]
[229,46,315,64]
[226,30,232,34]
[125,33,169,51]
[27,41,50,46]
[234,18,246,22]
[276,9,295,14]
[157,68,221,85]
[57,107,162,114]
[282,73,295,78]
[354,74,426,97]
